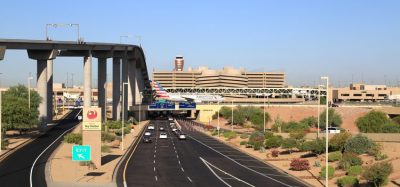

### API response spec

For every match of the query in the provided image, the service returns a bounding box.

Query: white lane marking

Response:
[30,110,81,187]
[189,135,293,187]
[176,155,179,159]
[154,154,156,158]
[154,150,156,153]
[187,176,193,183]
[153,160,156,164]
[200,157,255,187]
[155,176,158,181]
[232,159,260,162]
[181,167,185,172]
[199,157,231,187]
[154,167,156,171]
[74,109,83,119]
[178,160,181,165]
[175,150,177,153]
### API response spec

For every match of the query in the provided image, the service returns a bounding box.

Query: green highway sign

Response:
[72,145,91,161]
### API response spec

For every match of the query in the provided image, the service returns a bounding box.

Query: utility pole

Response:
[321,76,329,187]
[231,100,234,132]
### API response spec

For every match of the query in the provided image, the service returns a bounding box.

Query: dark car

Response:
[143,135,152,143]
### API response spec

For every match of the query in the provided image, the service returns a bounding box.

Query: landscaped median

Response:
[46,120,149,186]
[193,122,400,187]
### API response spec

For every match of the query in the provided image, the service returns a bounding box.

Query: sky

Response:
[0,0,400,87]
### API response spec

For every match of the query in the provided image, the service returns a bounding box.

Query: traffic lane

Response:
[154,120,192,187]
[179,121,307,187]
[0,109,81,187]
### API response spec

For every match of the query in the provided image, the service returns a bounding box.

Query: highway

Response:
[0,109,82,187]
[118,119,308,187]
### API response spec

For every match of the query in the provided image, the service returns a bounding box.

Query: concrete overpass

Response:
[0,39,149,127]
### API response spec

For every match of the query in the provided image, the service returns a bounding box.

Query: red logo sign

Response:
[87,110,98,120]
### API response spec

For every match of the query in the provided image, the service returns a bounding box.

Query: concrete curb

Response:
[0,111,72,163]
[188,120,315,187]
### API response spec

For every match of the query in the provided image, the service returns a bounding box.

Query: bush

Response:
[347,165,362,176]
[320,165,335,180]
[344,135,373,154]
[211,129,219,136]
[101,132,116,142]
[339,153,363,170]
[319,108,343,129]
[282,138,297,154]
[290,158,310,171]
[253,141,263,150]
[1,138,9,150]
[381,122,400,133]
[240,141,247,145]
[271,149,279,157]
[299,138,326,155]
[356,110,389,133]
[264,131,274,139]
[328,151,342,162]
[264,135,283,149]
[63,133,82,145]
[114,127,131,136]
[284,121,310,133]
[393,116,400,124]
[299,116,318,128]
[248,131,264,150]
[240,133,249,139]
[337,176,359,187]
[101,145,111,153]
[362,162,393,187]
[223,131,237,140]
[219,106,232,119]
[329,132,352,152]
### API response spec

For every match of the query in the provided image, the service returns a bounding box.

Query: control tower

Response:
[174,55,184,71]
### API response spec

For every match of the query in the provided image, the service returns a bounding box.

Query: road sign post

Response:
[82,107,102,168]
[72,145,91,161]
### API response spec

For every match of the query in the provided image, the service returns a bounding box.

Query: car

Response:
[168,117,173,121]
[169,122,175,126]
[148,125,155,130]
[171,128,178,132]
[143,136,152,143]
[144,131,151,136]
[159,132,168,139]
[159,127,165,131]
[326,127,341,133]
[178,133,186,140]
[174,129,181,135]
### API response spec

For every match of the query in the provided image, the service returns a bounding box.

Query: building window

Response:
[353,94,362,97]
[341,94,350,96]
[366,94,374,97]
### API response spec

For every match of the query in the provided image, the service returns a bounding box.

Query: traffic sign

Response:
[72,145,91,161]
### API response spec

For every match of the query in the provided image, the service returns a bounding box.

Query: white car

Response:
[327,127,341,134]
[178,134,186,140]
[171,128,178,132]
[144,131,151,136]
[148,125,155,130]
[159,132,168,139]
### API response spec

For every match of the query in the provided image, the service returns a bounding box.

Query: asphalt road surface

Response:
[0,109,82,187]
[118,119,308,187]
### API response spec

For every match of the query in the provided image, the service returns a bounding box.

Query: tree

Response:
[319,108,342,128]
[1,85,41,132]
[299,116,318,128]
[344,134,373,154]
[219,106,232,119]
[356,110,389,133]
[329,132,352,152]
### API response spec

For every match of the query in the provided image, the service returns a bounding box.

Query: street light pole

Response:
[321,76,329,187]
[139,92,143,130]
[317,85,320,138]
[121,82,128,151]
[263,93,266,133]
[28,74,33,111]
[217,100,220,136]
[231,100,234,132]
[0,73,2,153]
[120,35,132,44]
[46,23,80,42]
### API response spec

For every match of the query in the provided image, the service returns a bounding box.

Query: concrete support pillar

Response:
[83,53,92,108]
[98,58,107,122]
[112,58,121,120]
[37,60,48,126]
[128,59,136,107]
[47,60,53,121]
[28,49,58,127]
[121,57,128,121]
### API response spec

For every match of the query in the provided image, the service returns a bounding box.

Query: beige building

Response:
[332,83,400,102]
[153,57,285,89]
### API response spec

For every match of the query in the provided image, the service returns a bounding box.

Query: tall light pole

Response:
[0,73,2,153]
[217,100,220,136]
[28,74,33,111]
[45,23,80,42]
[121,82,128,151]
[263,93,266,133]
[321,76,329,187]
[317,84,321,138]
[231,100,234,132]
[135,35,142,47]
[139,91,143,129]
[120,35,132,44]
[104,83,107,123]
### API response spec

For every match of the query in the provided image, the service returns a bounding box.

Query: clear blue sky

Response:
[1,0,399,87]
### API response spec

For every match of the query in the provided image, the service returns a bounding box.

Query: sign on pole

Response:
[82,107,102,131]
[72,145,91,161]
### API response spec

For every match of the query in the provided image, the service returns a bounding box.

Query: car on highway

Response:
[171,128,178,132]
[148,125,155,130]
[143,135,152,143]
[144,131,151,136]
[174,129,181,135]
[178,133,186,140]
[159,126,165,131]
[159,132,168,139]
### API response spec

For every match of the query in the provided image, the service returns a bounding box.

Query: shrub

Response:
[114,127,131,136]
[264,135,283,149]
[320,165,335,180]
[339,153,363,170]
[319,108,343,129]
[347,165,362,176]
[284,121,310,133]
[356,110,389,133]
[1,138,9,150]
[344,135,373,154]
[219,106,232,119]
[328,151,342,162]
[240,133,249,139]
[375,153,388,161]
[101,145,111,153]
[223,131,237,140]
[211,129,219,136]
[264,131,274,139]
[271,149,279,157]
[101,132,116,142]
[337,176,359,187]
[282,138,297,154]
[249,131,264,150]
[63,133,82,145]
[290,158,310,171]
[299,138,326,155]
[253,141,263,150]
[299,116,318,128]
[329,132,352,152]
[381,122,400,133]
[393,116,400,124]
[240,141,247,145]
[362,162,393,187]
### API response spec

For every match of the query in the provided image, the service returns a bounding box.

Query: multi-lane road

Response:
[0,109,81,187]
[118,119,308,187]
